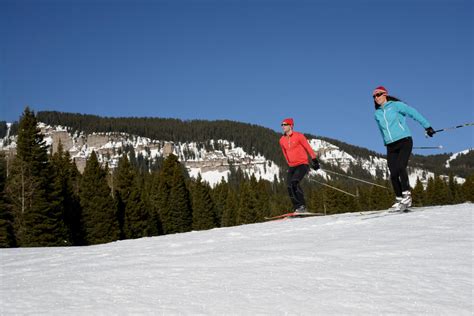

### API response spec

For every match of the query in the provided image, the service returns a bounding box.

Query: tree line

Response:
[0,109,473,247]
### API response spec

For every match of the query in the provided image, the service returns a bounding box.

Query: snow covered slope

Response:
[1,203,472,315]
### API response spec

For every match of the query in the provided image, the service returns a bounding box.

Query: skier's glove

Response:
[311,158,320,171]
[425,127,436,137]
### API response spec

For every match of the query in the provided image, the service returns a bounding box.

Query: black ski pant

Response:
[387,137,413,197]
[287,164,309,210]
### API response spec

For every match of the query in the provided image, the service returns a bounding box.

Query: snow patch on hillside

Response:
[446,149,472,168]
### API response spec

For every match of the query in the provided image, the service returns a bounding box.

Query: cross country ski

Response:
[265,212,324,220]
[360,208,412,216]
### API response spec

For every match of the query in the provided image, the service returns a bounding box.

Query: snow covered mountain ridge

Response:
[0,122,468,186]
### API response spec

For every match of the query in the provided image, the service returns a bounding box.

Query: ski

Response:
[389,208,411,214]
[360,207,411,216]
[265,212,324,220]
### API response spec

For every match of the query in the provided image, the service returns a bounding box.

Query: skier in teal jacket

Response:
[373,86,436,210]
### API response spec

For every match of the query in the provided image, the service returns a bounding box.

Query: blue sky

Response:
[1,0,472,155]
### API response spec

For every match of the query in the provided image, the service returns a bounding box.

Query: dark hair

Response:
[374,95,402,109]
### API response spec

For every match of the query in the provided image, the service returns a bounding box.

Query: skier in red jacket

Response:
[279,118,320,213]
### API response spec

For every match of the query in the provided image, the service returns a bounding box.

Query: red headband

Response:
[373,86,388,95]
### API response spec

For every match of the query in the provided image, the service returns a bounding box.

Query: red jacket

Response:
[279,131,316,167]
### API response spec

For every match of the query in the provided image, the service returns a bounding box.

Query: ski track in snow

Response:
[1,204,473,315]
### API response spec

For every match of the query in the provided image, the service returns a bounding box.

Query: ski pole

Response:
[434,122,473,133]
[320,169,390,189]
[413,146,443,150]
[308,178,358,197]
[425,122,474,137]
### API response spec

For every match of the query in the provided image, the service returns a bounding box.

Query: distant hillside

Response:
[3,111,471,178]
[36,111,288,167]
[0,121,17,139]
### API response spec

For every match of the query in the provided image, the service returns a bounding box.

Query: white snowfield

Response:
[1,203,473,315]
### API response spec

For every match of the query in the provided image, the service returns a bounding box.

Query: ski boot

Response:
[391,197,404,212]
[399,191,412,212]
[401,191,412,208]
[294,205,307,214]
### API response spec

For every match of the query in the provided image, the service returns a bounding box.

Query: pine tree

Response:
[330,182,359,213]
[164,162,193,234]
[67,155,83,244]
[358,185,381,213]
[221,187,238,227]
[411,178,425,207]
[191,175,216,231]
[79,151,119,245]
[254,178,270,220]
[210,181,229,224]
[151,154,182,234]
[268,179,292,216]
[447,174,463,204]
[427,175,451,206]
[425,177,435,206]
[146,176,163,235]
[123,176,152,239]
[237,180,258,224]
[308,187,326,213]
[320,186,337,214]
[0,152,15,247]
[147,168,168,236]
[140,172,160,236]
[114,154,135,239]
[5,107,68,246]
[323,182,358,214]
[50,142,82,245]
[461,173,474,202]
[368,181,393,211]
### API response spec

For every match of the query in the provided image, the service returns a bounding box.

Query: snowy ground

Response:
[1,203,473,315]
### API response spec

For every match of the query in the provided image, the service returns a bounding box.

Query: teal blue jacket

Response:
[374,101,431,145]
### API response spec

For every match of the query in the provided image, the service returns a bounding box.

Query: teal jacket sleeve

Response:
[374,113,386,144]
[396,102,431,129]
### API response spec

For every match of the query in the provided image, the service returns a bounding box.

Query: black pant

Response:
[387,137,413,197]
[287,164,309,209]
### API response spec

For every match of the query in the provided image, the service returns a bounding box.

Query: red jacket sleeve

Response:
[279,138,290,163]
[299,134,316,159]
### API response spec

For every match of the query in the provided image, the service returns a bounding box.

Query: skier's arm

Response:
[300,134,320,170]
[300,135,317,159]
[397,102,431,129]
[280,140,290,164]
[374,115,386,144]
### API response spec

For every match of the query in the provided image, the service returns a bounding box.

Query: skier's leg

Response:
[387,147,402,197]
[289,164,309,210]
[287,167,299,209]
[398,137,413,207]
[398,137,413,192]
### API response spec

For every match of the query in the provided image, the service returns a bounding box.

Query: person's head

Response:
[281,118,294,134]
[372,86,388,107]
[372,86,402,109]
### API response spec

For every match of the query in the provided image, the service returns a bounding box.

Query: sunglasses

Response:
[281,123,290,126]
[373,92,386,99]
